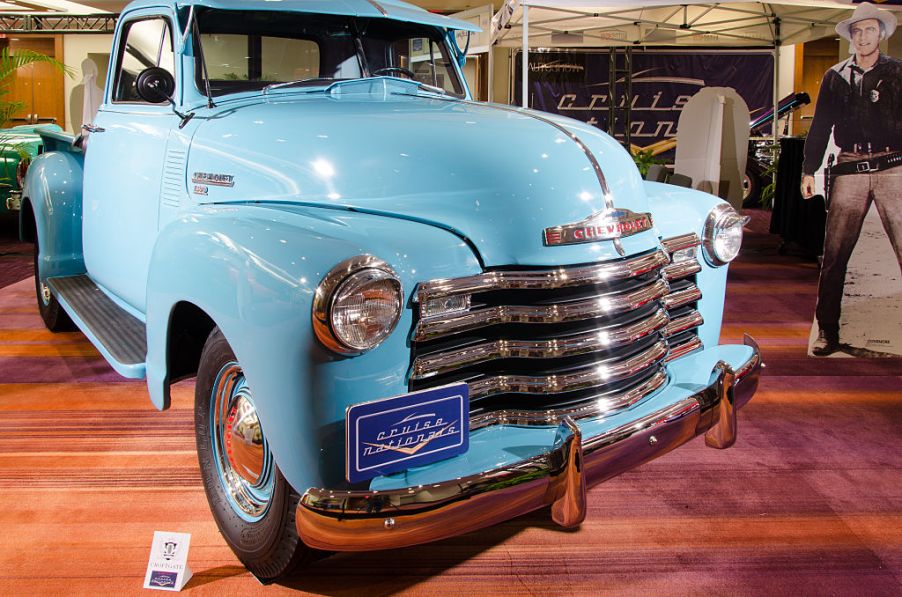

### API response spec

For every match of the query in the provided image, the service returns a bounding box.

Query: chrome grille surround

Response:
[410,240,705,428]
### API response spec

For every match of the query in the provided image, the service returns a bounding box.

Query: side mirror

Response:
[135,67,176,104]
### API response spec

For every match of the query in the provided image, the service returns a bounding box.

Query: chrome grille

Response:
[410,237,703,428]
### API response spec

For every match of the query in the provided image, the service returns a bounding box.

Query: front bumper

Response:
[296,335,761,552]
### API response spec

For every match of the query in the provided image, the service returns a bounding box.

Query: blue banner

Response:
[515,50,774,155]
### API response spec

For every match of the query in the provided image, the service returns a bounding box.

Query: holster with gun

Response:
[824,154,835,212]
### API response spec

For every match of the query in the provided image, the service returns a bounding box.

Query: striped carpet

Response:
[0,211,899,595]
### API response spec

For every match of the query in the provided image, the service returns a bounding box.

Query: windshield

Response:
[194,10,466,98]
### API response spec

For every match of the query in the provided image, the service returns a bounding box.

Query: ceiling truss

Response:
[0,12,117,33]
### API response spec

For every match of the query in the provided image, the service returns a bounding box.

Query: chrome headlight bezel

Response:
[312,255,403,355]
[702,204,747,267]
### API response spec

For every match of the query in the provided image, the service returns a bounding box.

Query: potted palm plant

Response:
[1,47,71,212]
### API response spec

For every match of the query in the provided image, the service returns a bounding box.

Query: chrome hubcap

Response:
[211,362,274,521]
[40,281,51,305]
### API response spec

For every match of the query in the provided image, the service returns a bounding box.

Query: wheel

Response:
[195,327,318,581]
[742,166,762,208]
[33,230,74,332]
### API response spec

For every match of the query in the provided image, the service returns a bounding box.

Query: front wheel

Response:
[195,327,318,581]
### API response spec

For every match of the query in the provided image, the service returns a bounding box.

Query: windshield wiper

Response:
[263,78,336,95]
[415,81,447,96]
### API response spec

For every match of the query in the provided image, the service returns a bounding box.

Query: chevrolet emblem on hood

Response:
[543,208,654,247]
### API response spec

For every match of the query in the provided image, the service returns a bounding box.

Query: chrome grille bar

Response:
[663,260,702,281]
[416,278,669,341]
[662,284,702,310]
[665,335,704,362]
[662,233,702,281]
[470,368,669,430]
[468,339,668,399]
[664,309,704,337]
[411,307,669,381]
[416,250,669,303]
[661,233,700,255]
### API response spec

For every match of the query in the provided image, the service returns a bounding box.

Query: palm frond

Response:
[0,48,74,82]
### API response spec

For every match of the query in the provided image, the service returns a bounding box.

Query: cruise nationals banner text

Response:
[515,50,774,152]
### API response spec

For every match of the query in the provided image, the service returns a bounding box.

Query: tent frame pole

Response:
[522,3,529,107]
[773,17,781,183]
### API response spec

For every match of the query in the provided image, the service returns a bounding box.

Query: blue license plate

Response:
[346,383,469,483]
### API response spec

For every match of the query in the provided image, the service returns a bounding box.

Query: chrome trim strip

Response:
[662,261,702,281]
[416,278,670,341]
[464,102,614,208]
[469,368,668,430]
[664,335,704,362]
[411,307,669,380]
[661,233,701,255]
[468,339,668,399]
[364,0,389,16]
[416,250,668,303]
[662,284,702,310]
[664,310,704,337]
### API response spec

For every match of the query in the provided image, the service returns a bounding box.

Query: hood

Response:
[186,82,658,266]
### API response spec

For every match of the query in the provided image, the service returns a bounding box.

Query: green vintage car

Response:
[1,124,61,213]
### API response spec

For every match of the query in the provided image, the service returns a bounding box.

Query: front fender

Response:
[645,181,732,348]
[21,150,86,279]
[144,204,480,492]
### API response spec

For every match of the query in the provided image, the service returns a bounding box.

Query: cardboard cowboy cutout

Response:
[801,2,902,357]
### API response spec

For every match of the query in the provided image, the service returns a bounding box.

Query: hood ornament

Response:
[543,207,654,255]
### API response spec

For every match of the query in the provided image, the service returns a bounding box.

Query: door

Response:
[4,36,66,126]
[82,13,179,313]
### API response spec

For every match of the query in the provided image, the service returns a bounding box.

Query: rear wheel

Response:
[195,327,318,581]
[742,166,762,208]
[33,229,74,332]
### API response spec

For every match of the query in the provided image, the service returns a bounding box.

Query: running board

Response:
[47,275,147,379]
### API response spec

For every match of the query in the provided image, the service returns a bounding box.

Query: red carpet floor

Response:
[0,211,899,595]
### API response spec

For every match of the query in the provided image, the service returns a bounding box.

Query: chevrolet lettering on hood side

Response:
[21,0,760,582]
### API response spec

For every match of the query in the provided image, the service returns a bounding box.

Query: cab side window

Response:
[113,17,175,103]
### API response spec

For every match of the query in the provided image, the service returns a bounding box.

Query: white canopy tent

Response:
[488,0,869,148]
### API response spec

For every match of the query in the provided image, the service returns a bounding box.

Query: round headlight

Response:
[703,204,748,266]
[313,256,402,355]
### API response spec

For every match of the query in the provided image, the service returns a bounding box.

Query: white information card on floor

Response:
[143,531,192,591]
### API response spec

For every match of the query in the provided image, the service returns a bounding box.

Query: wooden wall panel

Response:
[6,35,66,127]
[793,37,839,136]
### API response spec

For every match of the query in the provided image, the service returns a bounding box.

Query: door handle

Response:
[82,124,106,133]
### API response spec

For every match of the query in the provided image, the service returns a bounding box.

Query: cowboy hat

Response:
[836,2,897,40]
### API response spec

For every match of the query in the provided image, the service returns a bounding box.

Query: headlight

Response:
[702,204,748,266]
[313,256,402,355]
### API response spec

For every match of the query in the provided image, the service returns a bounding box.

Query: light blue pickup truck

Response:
[22,0,760,581]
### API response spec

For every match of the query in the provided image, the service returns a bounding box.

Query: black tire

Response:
[33,231,74,332]
[742,166,762,208]
[195,327,318,581]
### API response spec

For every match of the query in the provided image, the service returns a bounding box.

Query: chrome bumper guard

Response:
[296,336,762,552]
[5,191,21,212]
